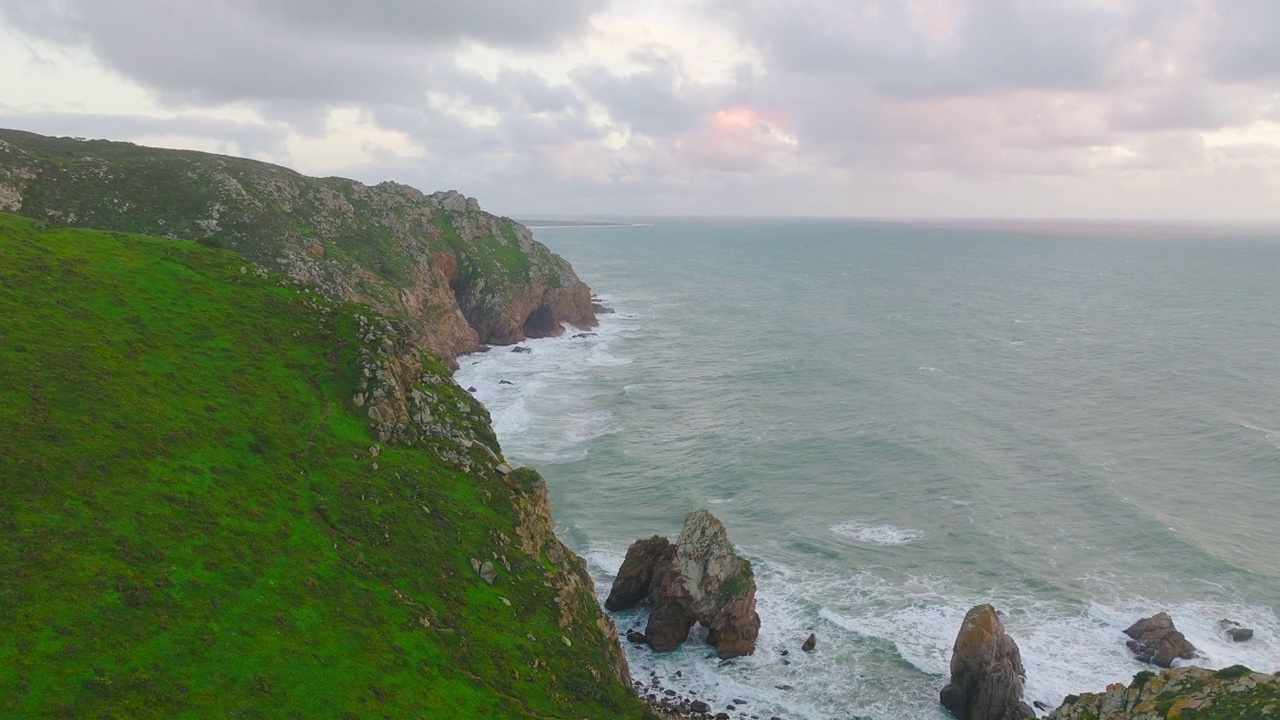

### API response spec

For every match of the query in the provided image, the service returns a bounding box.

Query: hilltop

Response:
[0,129,596,364]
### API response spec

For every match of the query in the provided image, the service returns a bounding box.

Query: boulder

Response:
[605,535,671,611]
[1124,612,1197,667]
[1219,618,1255,642]
[802,633,817,652]
[939,604,1035,720]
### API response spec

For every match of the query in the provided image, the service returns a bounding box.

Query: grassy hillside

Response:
[0,213,650,719]
[0,130,597,363]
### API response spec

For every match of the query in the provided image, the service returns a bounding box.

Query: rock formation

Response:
[606,510,761,659]
[1124,612,1198,668]
[1047,665,1280,720]
[0,130,596,366]
[1219,619,1254,642]
[940,604,1035,720]
[606,536,671,611]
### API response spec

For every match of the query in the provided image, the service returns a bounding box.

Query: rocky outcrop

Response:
[607,510,761,659]
[1124,612,1198,668]
[1219,619,1254,642]
[1047,665,1280,720]
[606,536,671,611]
[940,605,1035,720]
[0,129,596,365]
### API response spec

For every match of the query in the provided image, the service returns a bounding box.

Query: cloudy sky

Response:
[3,0,1280,219]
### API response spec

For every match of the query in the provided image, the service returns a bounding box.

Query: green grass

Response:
[0,213,650,719]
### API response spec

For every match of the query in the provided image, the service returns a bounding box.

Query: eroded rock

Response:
[1124,612,1198,667]
[940,604,1035,720]
[607,510,760,659]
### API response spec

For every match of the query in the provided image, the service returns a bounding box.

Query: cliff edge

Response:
[0,129,596,364]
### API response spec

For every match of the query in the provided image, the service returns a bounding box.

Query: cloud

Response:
[0,0,606,106]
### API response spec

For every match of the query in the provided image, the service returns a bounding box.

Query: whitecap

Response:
[830,521,924,546]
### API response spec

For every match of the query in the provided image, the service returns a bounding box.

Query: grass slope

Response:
[0,213,650,719]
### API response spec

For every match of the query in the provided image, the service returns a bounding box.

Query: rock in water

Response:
[801,633,817,652]
[605,535,671,611]
[611,510,760,658]
[1123,612,1197,667]
[940,604,1035,720]
[660,510,761,658]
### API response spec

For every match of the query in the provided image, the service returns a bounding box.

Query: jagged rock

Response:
[605,535,671,611]
[802,633,817,652]
[626,630,647,644]
[940,604,1035,720]
[643,510,760,659]
[1124,612,1197,667]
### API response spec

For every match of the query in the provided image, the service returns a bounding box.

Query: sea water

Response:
[455,218,1280,719]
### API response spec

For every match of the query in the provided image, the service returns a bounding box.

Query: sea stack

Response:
[606,510,761,659]
[940,604,1035,720]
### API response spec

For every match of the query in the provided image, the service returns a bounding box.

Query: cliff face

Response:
[0,129,595,364]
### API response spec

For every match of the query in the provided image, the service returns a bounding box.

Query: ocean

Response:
[454,218,1280,719]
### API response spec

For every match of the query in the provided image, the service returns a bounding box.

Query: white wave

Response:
[830,521,924,546]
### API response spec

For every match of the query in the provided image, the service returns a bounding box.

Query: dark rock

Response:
[498,379,514,385]
[691,700,710,714]
[466,386,476,392]
[801,633,817,652]
[733,698,746,704]
[1124,612,1198,667]
[511,346,532,353]
[715,714,730,720]
[605,535,671,611]
[775,685,793,691]
[1228,627,1255,642]
[1034,700,1051,711]
[939,604,1035,720]
[726,705,735,711]
[626,630,647,644]
[780,649,788,656]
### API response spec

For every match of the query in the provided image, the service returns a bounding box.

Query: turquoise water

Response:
[455,219,1280,719]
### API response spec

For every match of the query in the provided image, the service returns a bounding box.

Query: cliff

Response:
[0,129,596,364]
[1048,665,1280,719]
[0,213,647,718]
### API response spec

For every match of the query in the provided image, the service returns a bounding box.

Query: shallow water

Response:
[456,218,1280,719]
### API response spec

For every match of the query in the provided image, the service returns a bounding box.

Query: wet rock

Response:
[1124,612,1198,667]
[939,604,1035,720]
[690,699,710,714]
[498,379,514,385]
[511,346,531,353]
[626,630,647,644]
[801,633,817,652]
[1220,618,1255,642]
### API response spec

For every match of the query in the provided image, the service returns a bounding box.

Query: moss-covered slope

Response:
[1048,665,1280,720]
[0,130,596,364]
[0,213,648,719]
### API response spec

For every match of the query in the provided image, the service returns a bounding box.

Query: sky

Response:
[2,0,1280,220]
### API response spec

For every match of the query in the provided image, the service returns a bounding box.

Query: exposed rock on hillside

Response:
[607,510,760,659]
[1124,612,1198,668]
[940,604,1036,720]
[1047,665,1280,720]
[0,130,595,364]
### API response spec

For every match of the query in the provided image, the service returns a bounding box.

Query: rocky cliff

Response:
[0,129,595,364]
[1047,665,1280,720]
